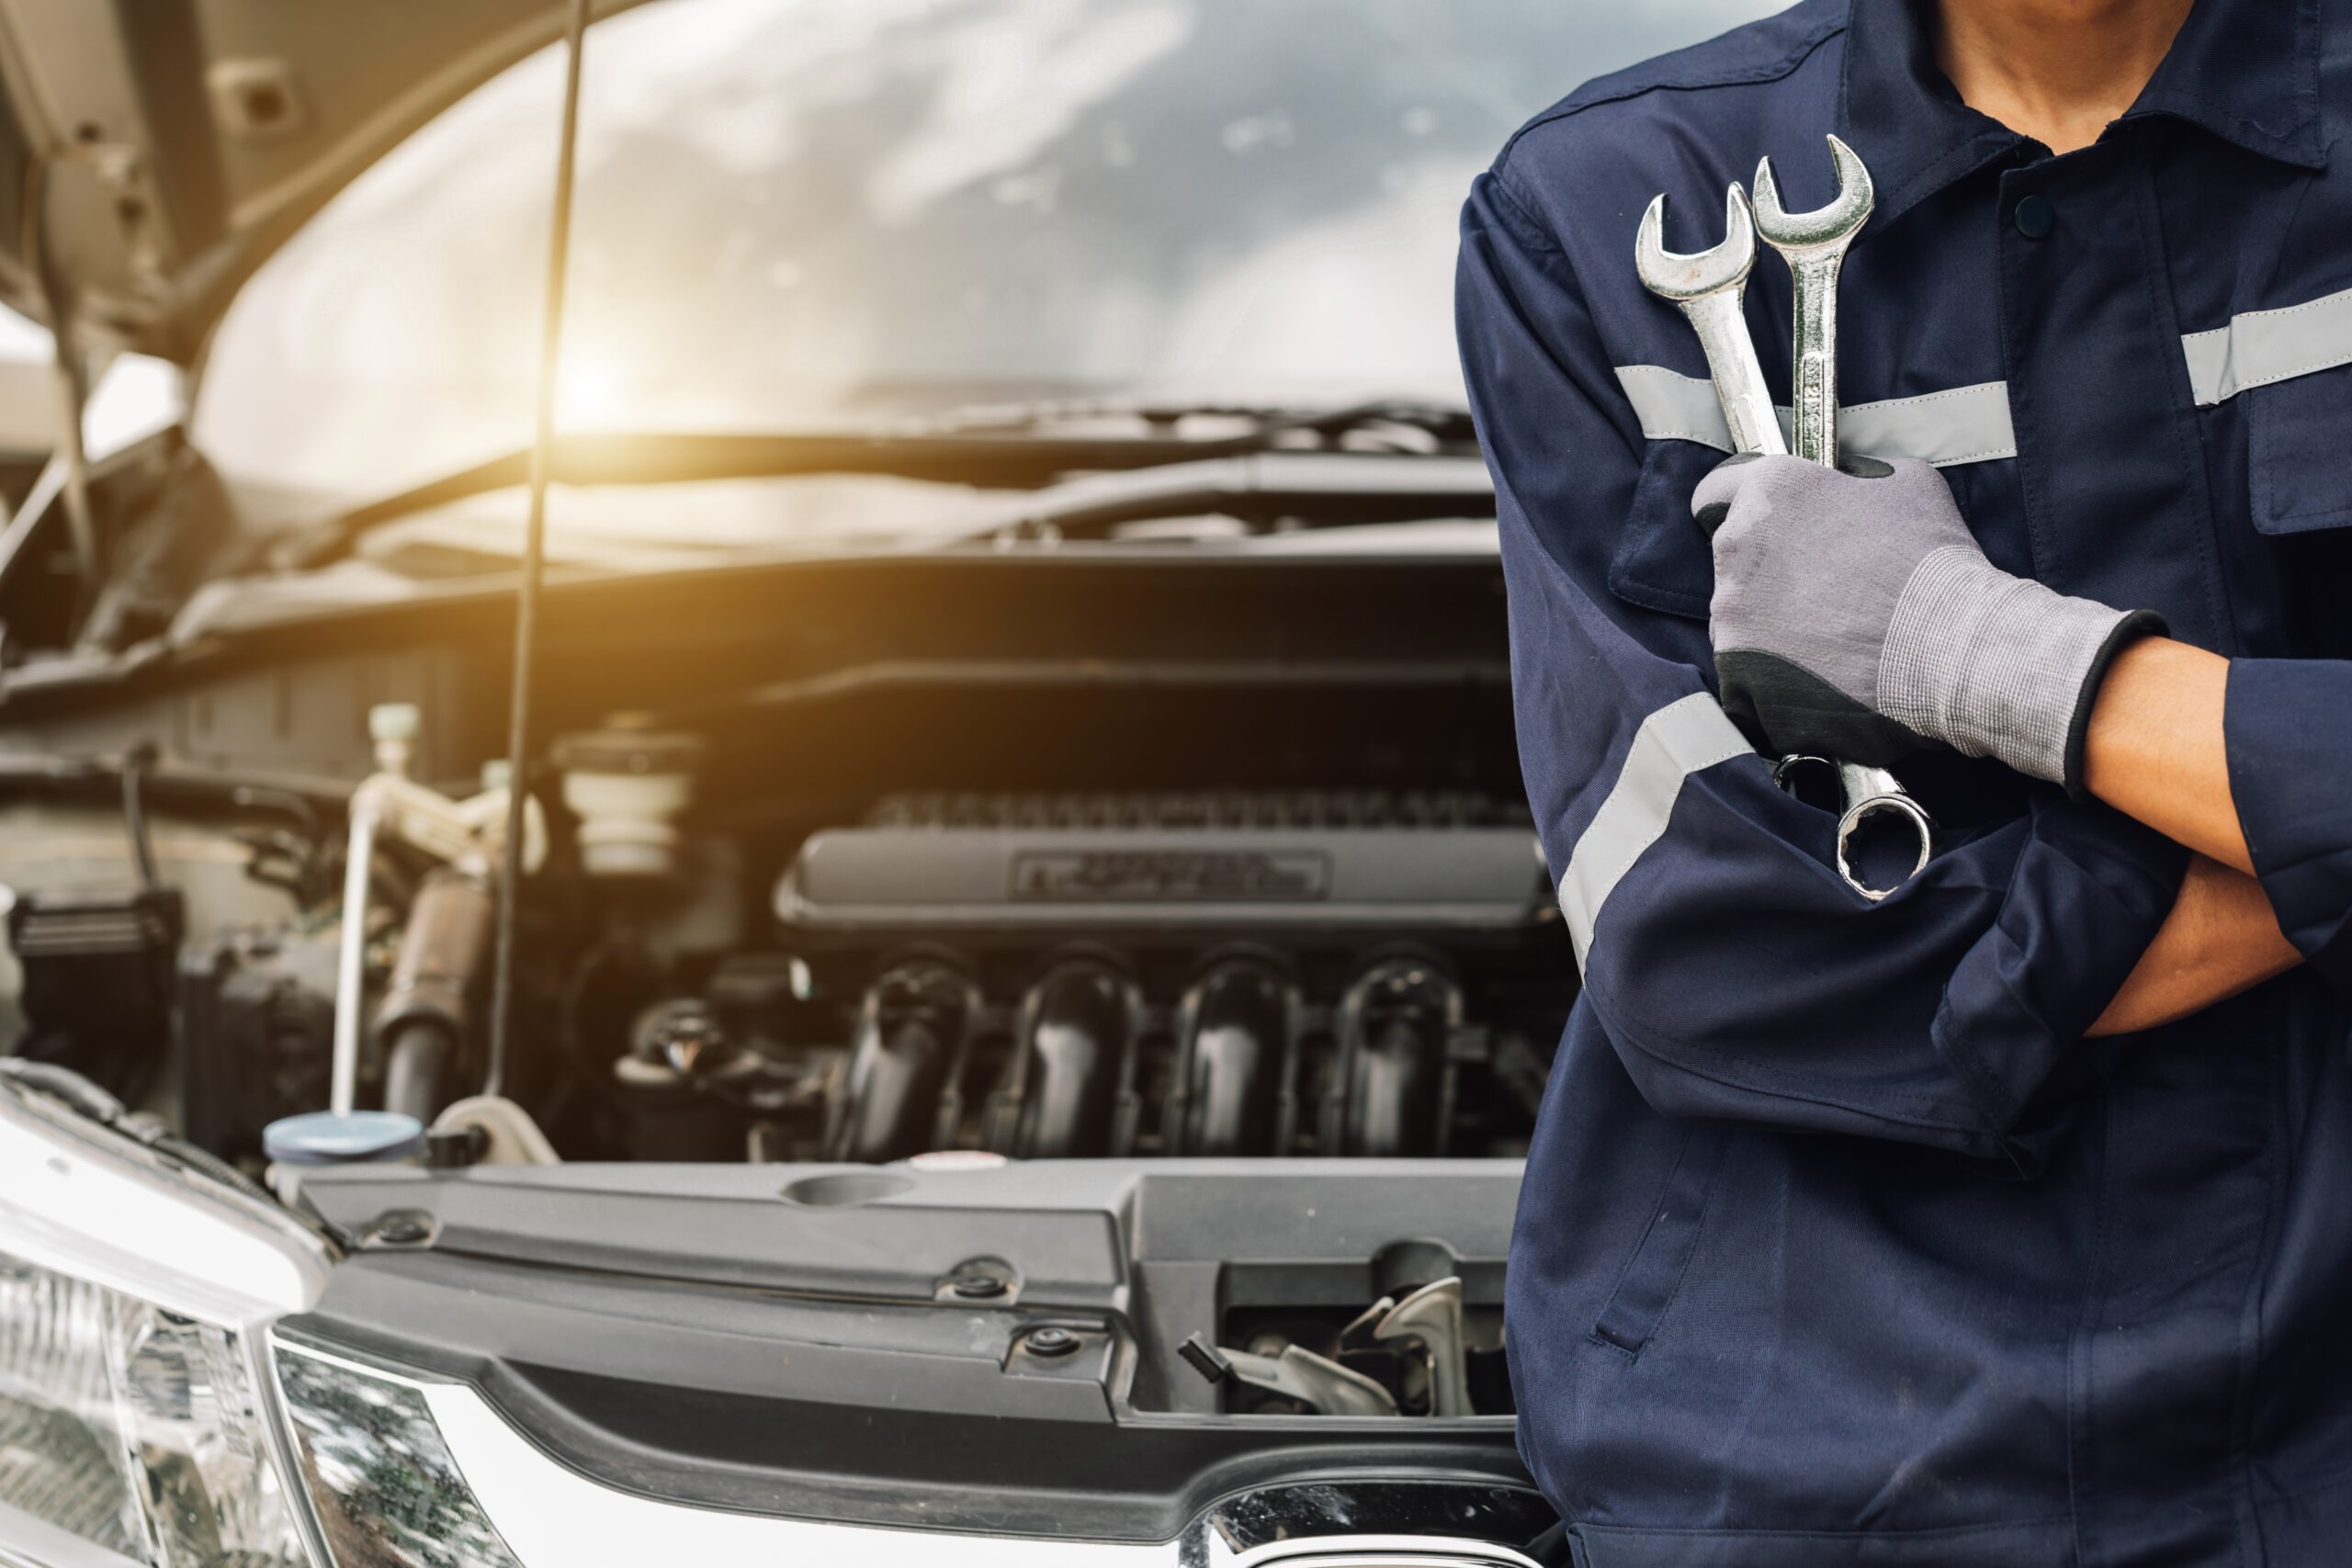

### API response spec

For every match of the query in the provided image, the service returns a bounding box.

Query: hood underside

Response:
[0,0,647,365]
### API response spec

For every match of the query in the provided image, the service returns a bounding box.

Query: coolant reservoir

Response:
[552,723,702,879]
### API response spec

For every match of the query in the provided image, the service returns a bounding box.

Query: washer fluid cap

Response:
[368,703,421,743]
[263,1110,424,1166]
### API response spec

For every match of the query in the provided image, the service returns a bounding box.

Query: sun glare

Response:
[556,360,621,424]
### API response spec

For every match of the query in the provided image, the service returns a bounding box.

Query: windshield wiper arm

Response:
[944,450,1497,544]
[922,396,1478,445]
[281,402,1479,569]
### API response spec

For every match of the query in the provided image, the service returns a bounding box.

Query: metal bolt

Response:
[372,1211,432,1247]
[423,1127,488,1170]
[953,1274,1008,1300]
[1025,1325,1080,1359]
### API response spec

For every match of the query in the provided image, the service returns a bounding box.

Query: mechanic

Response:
[1457,0,2352,1562]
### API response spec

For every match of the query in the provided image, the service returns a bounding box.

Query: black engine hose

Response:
[382,1023,456,1125]
[371,869,494,1122]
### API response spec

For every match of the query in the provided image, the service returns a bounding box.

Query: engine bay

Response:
[0,546,1563,1420]
[0,547,1568,1174]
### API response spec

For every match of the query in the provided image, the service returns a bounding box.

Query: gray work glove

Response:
[1692,454,2164,795]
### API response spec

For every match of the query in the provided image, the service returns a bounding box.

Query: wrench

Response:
[1749,135,1929,897]
[1635,158,1931,900]
[1773,756,1934,901]
[1634,185,1786,458]
[1752,134,1874,465]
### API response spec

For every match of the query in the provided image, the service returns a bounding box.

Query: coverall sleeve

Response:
[1457,166,2187,1168]
[2227,660,2352,988]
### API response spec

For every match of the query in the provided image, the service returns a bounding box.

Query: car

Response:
[0,4,1768,1564]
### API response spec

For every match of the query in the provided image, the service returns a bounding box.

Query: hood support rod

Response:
[19,155,93,613]
[486,0,593,1099]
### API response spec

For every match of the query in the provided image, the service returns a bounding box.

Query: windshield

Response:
[194,0,1777,511]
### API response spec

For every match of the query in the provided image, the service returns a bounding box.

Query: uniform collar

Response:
[2121,0,2325,169]
[1838,0,2324,228]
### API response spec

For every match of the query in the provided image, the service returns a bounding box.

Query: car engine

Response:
[679,784,1556,1163]
[160,773,1562,1169]
[9,549,1569,1172]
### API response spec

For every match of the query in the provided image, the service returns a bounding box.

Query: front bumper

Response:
[274,1338,1555,1568]
[0,1075,1550,1568]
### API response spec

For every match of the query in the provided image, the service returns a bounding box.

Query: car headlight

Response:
[0,1070,334,1568]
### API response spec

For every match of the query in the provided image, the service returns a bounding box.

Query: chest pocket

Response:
[2248,361,2352,535]
[1605,439,1724,622]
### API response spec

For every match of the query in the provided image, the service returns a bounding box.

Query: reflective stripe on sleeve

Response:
[1559,691,1754,969]
[1611,367,2018,468]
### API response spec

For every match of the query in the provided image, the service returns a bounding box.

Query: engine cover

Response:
[776,826,1549,932]
[741,794,1567,1166]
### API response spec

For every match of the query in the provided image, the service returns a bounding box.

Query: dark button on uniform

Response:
[2014,193,2055,237]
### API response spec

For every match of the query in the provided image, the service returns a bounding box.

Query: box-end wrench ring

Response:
[1752,133,1873,466]
[1634,185,1787,458]
[1773,756,1933,902]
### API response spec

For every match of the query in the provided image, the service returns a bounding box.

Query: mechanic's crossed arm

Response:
[1695,453,2319,1038]
[1460,167,2350,1166]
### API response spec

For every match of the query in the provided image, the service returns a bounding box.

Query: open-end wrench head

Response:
[1752,133,1874,251]
[1634,184,1757,302]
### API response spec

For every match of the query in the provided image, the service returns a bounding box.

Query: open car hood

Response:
[0,0,645,364]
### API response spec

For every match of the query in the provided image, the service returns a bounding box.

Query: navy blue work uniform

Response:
[1458,2,2352,1562]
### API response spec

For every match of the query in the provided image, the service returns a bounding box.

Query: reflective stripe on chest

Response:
[1613,282,2352,461]
[2182,284,2352,406]
[1612,367,2016,467]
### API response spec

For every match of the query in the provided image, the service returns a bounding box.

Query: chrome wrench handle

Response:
[1634,186,1787,457]
[1781,246,1848,464]
[1752,135,1873,465]
[1672,288,1788,458]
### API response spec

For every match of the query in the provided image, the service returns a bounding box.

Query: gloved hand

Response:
[1692,453,2164,795]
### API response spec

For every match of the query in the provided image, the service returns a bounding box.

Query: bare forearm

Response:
[2080,637,2249,873]
[2087,853,2299,1035]
[2077,640,2300,1031]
